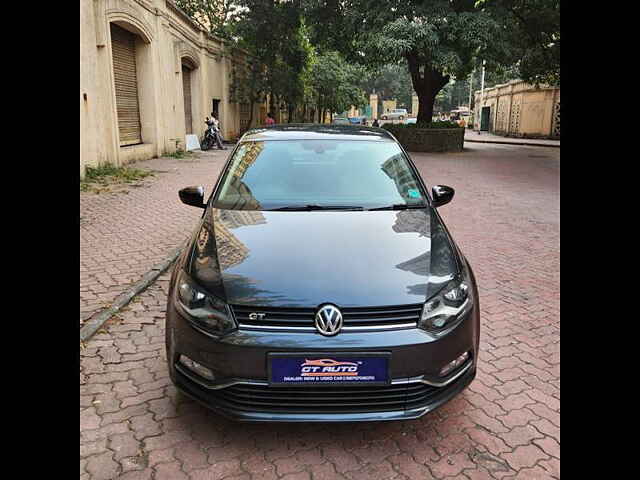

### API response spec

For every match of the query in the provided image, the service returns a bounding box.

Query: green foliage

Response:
[359,64,414,109]
[303,0,502,122]
[81,164,154,192]
[167,149,191,159]
[174,0,239,40]
[479,0,560,86]
[226,1,312,124]
[310,51,367,119]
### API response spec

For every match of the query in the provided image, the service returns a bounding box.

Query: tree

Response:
[303,0,501,123]
[231,1,311,123]
[228,56,268,130]
[173,0,239,39]
[309,51,367,122]
[359,64,414,110]
[480,0,560,86]
[178,1,312,126]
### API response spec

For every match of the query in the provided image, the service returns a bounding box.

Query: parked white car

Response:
[381,109,408,121]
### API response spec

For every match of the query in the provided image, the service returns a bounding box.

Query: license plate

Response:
[268,352,390,387]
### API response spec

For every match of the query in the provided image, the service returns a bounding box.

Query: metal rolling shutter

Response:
[110,24,142,146]
[182,66,193,134]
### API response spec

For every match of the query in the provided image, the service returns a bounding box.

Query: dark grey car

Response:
[165,124,479,422]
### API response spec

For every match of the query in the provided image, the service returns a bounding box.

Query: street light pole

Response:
[468,69,473,112]
[479,60,486,133]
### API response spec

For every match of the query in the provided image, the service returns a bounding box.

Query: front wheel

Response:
[201,136,212,150]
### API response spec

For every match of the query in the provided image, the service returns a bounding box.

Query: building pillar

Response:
[411,94,419,117]
[369,94,378,119]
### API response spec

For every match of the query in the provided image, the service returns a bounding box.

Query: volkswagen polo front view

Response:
[165,124,480,422]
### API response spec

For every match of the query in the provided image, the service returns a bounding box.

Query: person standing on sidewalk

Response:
[265,112,275,126]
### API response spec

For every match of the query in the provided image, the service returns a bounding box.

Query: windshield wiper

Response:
[267,204,364,211]
[368,203,427,211]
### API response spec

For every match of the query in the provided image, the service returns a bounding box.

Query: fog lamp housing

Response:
[440,351,469,377]
[179,354,215,381]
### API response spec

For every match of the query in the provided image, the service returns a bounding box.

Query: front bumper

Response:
[174,359,475,422]
[166,298,480,422]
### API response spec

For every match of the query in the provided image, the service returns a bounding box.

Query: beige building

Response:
[80,0,262,177]
[474,80,560,138]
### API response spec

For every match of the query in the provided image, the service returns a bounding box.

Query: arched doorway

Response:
[111,23,142,146]
[181,59,197,135]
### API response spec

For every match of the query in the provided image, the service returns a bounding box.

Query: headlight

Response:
[175,270,236,336]
[418,270,472,333]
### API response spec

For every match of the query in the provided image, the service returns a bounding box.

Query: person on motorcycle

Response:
[204,114,226,150]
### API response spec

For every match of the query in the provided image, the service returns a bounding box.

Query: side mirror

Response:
[432,185,455,208]
[179,186,206,209]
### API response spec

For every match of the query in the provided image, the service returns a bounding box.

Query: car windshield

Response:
[212,140,426,210]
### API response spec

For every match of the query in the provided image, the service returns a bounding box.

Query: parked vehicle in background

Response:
[450,109,472,128]
[332,117,351,125]
[381,108,408,121]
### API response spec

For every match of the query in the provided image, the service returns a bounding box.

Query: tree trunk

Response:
[288,104,294,123]
[416,89,437,124]
[406,52,450,124]
[247,100,255,130]
[269,94,275,118]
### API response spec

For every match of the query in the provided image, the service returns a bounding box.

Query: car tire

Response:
[399,116,404,120]
[382,116,387,120]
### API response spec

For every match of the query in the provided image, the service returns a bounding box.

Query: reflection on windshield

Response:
[213,140,426,210]
[381,154,422,203]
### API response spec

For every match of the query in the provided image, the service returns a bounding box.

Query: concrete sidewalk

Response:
[80,149,228,327]
[465,129,560,148]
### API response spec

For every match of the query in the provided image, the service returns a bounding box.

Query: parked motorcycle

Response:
[201,117,218,151]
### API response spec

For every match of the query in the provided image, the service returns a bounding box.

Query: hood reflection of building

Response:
[197,141,266,272]
[191,206,268,298]
[214,209,266,271]
[393,210,430,277]
[381,153,421,200]
[392,209,429,237]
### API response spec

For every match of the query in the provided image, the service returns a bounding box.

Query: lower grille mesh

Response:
[207,382,441,413]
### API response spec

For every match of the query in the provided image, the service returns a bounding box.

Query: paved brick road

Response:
[80,143,559,479]
[80,150,228,326]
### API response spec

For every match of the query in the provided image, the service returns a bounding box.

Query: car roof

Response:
[239,124,396,142]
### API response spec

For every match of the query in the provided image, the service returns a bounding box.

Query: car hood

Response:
[188,208,459,308]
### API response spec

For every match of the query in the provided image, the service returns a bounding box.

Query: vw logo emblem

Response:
[315,304,343,336]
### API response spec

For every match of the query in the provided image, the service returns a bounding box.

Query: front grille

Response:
[231,304,422,332]
[208,382,441,413]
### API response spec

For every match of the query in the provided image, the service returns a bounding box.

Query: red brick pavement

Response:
[80,150,228,326]
[80,143,559,479]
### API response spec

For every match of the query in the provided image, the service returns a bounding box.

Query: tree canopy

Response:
[303,0,502,122]
[310,51,368,121]
[176,0,559,126]
[480,0,560,86]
